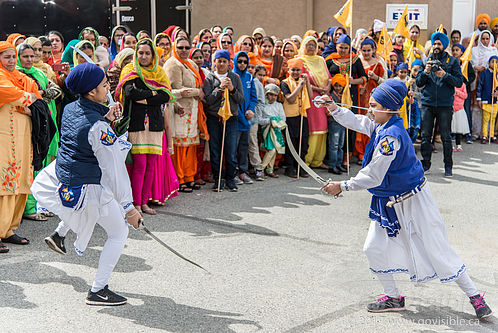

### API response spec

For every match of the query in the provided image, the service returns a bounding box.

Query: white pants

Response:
[56,198,129,292]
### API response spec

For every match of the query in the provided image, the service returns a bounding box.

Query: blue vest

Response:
[362,115,425,237]
[56,97,108,186]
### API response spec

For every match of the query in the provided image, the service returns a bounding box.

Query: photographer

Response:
[416,32,464,177]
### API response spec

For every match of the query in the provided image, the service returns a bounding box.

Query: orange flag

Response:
[341,75,353,107]
[334,0,353,29]
[217,88,232,122]
[393,5,410,38]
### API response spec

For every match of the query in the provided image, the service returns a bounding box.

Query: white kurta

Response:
[31,121,133,254]
[331,107,466,283]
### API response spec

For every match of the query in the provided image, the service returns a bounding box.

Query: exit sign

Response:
[386,4,428,30]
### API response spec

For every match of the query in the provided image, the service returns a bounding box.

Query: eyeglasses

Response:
[318,47,324,51]
[221,41,231,45]
[242,42,253,47]
[177,46,191,50]
[237,60,248,64]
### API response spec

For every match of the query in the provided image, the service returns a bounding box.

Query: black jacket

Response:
[30,99,57,171]
[203,71,244,119]
[123,77,171,132]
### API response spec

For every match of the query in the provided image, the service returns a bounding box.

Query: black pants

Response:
[284,116,309,173]
[420,106,453,169]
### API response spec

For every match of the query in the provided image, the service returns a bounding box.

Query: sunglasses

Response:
[237,60,248,64]
[177,46,191,50]
[318,47,324,51]
[221,41,231,45]
[242,42,253,47]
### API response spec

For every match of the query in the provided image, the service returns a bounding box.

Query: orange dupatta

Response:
[0,42,41,109]
[172,45,209,140]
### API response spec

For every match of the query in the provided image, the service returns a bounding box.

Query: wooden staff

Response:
[217,120,227,192]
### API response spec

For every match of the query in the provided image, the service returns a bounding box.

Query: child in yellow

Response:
[476,55,498,143]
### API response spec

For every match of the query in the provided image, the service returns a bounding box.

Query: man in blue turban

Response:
[315,79,492,319]
[32,62,142,306]
[416,31,464,177]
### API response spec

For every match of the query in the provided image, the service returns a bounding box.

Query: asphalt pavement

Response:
[1,141,498,332]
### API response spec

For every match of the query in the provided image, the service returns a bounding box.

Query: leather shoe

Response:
[338,165,348,172]
[328,167,342,175]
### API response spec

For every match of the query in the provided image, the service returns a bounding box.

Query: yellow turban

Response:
[490,18,498,29]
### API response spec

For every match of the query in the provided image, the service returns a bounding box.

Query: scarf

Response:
[78,27,101,48]
[109,25,127,60]
[0,42,41,109]
[282,40,298,59]
[72,40,96,67]
[262,116,287,154]
[154,33,172,60]
[60,40,80,69]
[471,30,498,68]
[24,37,57,82]
[298,36,330,86]
[196,41,212,68]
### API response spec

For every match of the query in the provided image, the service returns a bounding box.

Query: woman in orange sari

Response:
[257,36,287,84]
[0,42,42,253]
[355,38,387,163]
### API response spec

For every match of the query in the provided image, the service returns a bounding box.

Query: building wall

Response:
[192,0,495,44]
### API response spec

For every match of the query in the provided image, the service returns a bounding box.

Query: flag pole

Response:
[347,13,353,176]
[490,101,494,144]
[217,120,227,192]
[297,113,303,179]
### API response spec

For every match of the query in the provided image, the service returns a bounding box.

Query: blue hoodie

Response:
[233,51,257,131]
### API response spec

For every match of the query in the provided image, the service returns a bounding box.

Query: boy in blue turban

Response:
[31,63,142,306]
[317,79,492,319]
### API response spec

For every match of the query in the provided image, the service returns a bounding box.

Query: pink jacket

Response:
[453,83,467,112]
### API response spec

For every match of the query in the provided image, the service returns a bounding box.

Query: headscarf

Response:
[252,27,266,38]
[114,48,134,68]
[217,33,234,58]
[119,33,137,52]
[287,58,303,69]
[223,26,234,34]
[234,35,256,54]
[431,32,449,50]
[72,40,96,67]
[298,36,330,86]
[264,83,280,95]
[322,26,339,58]
[60,39,80,68]
[136,30,150,40]
[373,19,384,33]
[65,63,105,95]
[24,36,57,82]
[196,41,212,68]
[489,55,498,63]
[331,74,347,87]
[360,38,375,48]
[476,14,491,27]
[109,25,128,60]
[336,34,351,46]
[303,30,318,40]
[163,25,177,37]
[471,30,498,68]
[6,33,26,46]
[16,44,48,90]
[154,33,172,59]
[78,27,100,48]
[395,62,409,72]
[115,38,174,103]
[282,40,298,59]
[0,42,41,109]
[371,79,407,110]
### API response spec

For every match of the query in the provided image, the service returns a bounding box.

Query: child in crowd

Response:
[327,74,347,174]
[452,81,469,151]
[408,60,422,143]
[476,55,498,143]
[280,58,312,178]
[259,84,286,178]
[248,63,266,181]
[394,62,411,128]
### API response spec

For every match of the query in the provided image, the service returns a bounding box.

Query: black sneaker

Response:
[44,232,66,255]
[444,167,453,178]
[367,295,406,312]
[328,167,342,175]
[225,179,238,192]
[470,293,493,319]
[211,179,225,192]
[338,165,348,173]
[423,164,431,175]
[86,285,127,306]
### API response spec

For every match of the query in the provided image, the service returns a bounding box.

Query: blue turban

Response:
[395,62,409,72]
[371,79,408,110]
[431,32,449,50]
[336,34,351,46]
[453,43,466,54]
[65,62,105,95]
[214,49,231,61]
[326,26,338,37]
[411,59,423,68]
[361,38,375,48]
[489,55,498,63]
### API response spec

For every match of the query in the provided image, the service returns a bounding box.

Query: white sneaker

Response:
[234,175,244,185]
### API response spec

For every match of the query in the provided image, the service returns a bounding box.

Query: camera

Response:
[427,59,442,72]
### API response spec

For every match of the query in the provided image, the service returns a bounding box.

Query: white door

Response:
[452,0,476,37]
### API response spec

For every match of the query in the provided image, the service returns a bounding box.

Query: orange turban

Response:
[287,57,303,69]
[491,18,498,29]
[331,74,347,87]
[248,52,261,66]
[476,14,491,26]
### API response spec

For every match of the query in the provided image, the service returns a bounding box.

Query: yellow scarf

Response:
[298,36,330,86]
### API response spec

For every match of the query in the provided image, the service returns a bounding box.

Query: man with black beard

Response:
[415,32,464,177]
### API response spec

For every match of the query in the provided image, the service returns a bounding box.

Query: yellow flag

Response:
[217,88,232,122]
[460,32,476,81]
[377,24,392,58]
[406,43,415,68]
[341,75,353,107]
[334,0,353,29]
[393,5,410,38]
[493,62,498,91]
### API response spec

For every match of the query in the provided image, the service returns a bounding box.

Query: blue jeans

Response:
[420,106,453,169]
[237,130,250,174]
[207,116,238,182]
[327,120,345,168]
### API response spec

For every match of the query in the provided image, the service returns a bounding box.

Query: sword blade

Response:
[140,223,209,273]
[285,127,328,186]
